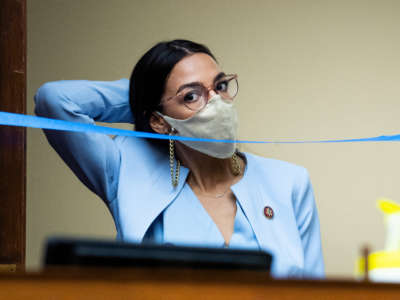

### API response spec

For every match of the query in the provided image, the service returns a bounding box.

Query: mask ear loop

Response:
[169,127,180,187]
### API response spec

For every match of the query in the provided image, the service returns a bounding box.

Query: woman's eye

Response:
[183,91,200,102]
[216,81,228,92]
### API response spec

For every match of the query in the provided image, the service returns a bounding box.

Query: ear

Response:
[150,112,171,134]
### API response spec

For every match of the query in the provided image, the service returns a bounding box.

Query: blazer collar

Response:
[231,152,277,253]
[128,151,274,247]
[126,153,190,242]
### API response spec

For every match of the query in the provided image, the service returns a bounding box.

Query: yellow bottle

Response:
[356,198,400,282]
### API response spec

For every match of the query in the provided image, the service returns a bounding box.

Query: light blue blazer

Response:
[34,79,324,278]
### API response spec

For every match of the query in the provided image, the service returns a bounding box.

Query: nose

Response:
[208,89,217,98]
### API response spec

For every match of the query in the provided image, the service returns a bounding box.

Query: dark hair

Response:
[129,39,216,148]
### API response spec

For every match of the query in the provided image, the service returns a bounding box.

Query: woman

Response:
[34,39,324,278]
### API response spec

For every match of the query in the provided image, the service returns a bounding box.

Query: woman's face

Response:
[162,53,222,120]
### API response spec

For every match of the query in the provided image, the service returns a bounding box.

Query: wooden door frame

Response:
[0,0,26,271]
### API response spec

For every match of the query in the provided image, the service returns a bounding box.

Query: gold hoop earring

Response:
[169,129,180,187]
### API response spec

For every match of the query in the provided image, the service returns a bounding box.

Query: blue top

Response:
[34,78,325,278]
[144,176,260,251]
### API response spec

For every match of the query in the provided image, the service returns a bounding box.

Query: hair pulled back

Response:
[129,40,216,136]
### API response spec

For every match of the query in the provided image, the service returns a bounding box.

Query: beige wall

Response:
[27,0,400,276]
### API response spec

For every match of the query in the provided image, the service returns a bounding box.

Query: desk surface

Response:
[1,267,400,299]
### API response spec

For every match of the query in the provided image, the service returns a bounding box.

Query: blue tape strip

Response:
[1,111,400,144]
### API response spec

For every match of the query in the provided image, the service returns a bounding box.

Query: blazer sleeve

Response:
[293,168,325,278]
[34,79,131,203]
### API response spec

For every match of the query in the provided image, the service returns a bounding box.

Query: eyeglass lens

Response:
[180,75,238,111]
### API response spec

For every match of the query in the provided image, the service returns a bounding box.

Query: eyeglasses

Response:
[163,74,238,112]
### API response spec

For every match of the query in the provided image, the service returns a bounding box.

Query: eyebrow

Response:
[175,72,226,94]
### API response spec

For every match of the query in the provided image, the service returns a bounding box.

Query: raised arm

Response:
[34,79,131,203]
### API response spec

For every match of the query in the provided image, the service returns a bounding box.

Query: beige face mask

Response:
[158,94,238,159]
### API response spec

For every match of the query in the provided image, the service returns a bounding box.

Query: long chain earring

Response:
[231,152,241,176]
[169,128,180,187]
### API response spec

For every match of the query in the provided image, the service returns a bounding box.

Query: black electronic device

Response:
[44,237,272,271]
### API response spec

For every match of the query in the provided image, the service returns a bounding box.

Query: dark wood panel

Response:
[0,0,26,269]
[1,268,400,299]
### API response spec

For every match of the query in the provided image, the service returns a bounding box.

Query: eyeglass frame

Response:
[160,73,239,112]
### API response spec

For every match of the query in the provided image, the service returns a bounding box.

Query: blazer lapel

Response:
[119,145,189,242]
[137,165,189,242]
[232,153,298,259]
[231,166,277,254]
